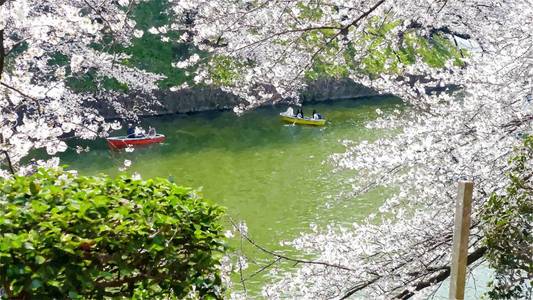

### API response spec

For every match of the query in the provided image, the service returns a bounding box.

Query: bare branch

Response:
[393,247,487,299]
[229,218,357,272]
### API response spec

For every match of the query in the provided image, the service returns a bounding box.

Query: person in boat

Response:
[148,126,156,137]
[312,110,323,120]
[126,124,135,138]
[284,106,294,117]
[296,109,303,118]
[133,126,145,138]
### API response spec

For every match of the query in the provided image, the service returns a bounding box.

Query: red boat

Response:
[106,134,166,150]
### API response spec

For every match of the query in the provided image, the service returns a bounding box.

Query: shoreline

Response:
[116,94,394,121]
[102,79,382,120]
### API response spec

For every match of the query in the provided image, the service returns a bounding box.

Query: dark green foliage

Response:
[67,69,130,93]
[3,40,28,74]
[63,0,195,92]
[483,136,533,299]
[120,34,192,89]
[305,16,466,80]
[0,168,226,299]
[132,0,170,29]
[121,0,195,89]
[45,52,130,93]
[47,53,69,67]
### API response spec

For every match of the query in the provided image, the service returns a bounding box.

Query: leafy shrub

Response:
[483,136,533,299]
[0,168,226,299]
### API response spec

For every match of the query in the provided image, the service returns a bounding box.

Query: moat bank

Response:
[103,78,380,118]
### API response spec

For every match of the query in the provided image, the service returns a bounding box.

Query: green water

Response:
[59,96,492,298]
[62,97,400,241]
[61,97,402,293]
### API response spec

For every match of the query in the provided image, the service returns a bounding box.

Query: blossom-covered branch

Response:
[169,0,533,298]
[0,0,165,176]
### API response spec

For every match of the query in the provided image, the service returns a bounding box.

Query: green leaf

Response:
[35,255,46,264]
[0,168,226,299]
[30,181,40,195]
[31,279,43,290]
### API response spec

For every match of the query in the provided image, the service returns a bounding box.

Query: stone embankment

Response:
[103,78,380,118]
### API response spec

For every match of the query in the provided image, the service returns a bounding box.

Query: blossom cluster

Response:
[170,0,533,298]
[0,0,164,175]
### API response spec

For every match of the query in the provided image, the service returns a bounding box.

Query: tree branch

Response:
[393,246,487,299]
[5,38,29,57]
[0,82,38,101]
[0,29,5,79]
[291,0,386,82]
[229,218,356,272]
[2,150,16,175]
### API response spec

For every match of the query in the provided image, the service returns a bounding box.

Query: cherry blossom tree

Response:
[0,0,164,176]
[1,0,531,297]
[170,0,533,298]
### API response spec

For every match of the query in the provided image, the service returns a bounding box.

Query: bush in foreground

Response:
[0,169,225,299]
[483,136,533,299]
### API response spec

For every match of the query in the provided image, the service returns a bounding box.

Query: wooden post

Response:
[449,181,474,300]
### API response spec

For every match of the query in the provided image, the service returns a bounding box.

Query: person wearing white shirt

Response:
[134,126,145,138]
[312,109,321,120]
[285,106,294,117]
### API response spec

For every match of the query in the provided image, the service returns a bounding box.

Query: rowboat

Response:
[279,113,326,126]
[106,134,165,149]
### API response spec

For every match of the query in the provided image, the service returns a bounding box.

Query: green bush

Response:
[483,136,533,299]
[0,169,226,299]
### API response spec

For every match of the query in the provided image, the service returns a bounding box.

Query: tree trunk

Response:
[0,0,9,77]
[0,28,4,79]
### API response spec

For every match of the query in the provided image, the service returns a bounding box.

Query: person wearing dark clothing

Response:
[312,109,322,120]
[127,124,135,138]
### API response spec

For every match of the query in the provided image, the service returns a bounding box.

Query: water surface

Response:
[59,96,491,298]
[62,97,400,244]
[60,97,409,294]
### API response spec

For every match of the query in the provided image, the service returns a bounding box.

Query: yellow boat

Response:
[279,113,326,126]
